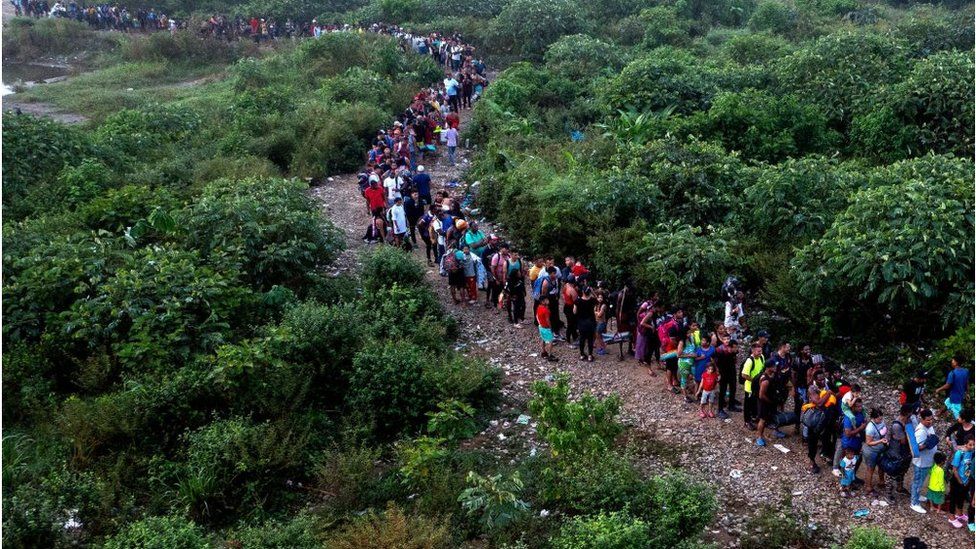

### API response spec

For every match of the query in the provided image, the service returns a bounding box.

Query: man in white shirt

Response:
[909,409,938,513]
[383,172,400,206]
[388,197,408,246]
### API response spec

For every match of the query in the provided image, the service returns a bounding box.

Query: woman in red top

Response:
[562,277,578,345]
[697,361,721,419]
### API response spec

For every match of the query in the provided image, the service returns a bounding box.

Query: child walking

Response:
[839,447,858,498]
[697,361,720,419]
[948,439,974,529]
[928,452,947,513]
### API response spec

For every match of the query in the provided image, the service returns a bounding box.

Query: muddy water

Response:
[2,62,70,95]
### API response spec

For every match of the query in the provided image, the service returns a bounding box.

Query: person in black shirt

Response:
[715,337,739,418]
[902,370,927,412]
[575,286,598,362]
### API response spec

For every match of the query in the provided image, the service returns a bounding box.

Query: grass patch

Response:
[16,61,230,122]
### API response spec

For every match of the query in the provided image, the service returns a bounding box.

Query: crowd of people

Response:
[346,25,974,534]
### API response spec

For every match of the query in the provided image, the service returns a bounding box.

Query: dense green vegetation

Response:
[464,0,974,346]
[4,0,974,546]
[3,24,718,546]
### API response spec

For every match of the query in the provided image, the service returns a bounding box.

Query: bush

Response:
[325,503,451,549]
[537,450,646,515]
[851,51,974,162]
[361,246,428,293]
[529,374,622,459]
[277,302,364,401]
[119,30,255,64]
[182,177,343,291]
[458,471,530,531]
[635,223,739,313]
[1,114,95,220]
[894,5,973,57]
[601,48,721,114]
[103,515,209,549]
[544,35,624,81]
[2,16,115,59]
[702,90,838,162]
[748,0,797,34]
[638,6,692,48]
[490,0,588,60]
[291,101,390,177]
[844,526,897,549]
[192,155,280,186]
[552,511,650,549]
[226,513,323,548]
[775,30,909,125]
[794,155,974,333]
[348,342,436,438]
[722,31,794,65]
[738,157,867,245]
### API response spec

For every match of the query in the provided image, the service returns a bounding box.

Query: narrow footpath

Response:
[312,99,965,548]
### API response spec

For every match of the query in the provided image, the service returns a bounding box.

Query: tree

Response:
[851,50,974,162]
[601,48,721,114]
[794,155,974,331]
[490,0,588,60]
[775,30,909,125]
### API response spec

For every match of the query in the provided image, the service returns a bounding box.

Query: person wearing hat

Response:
[413,165,432,204]
[756,329,772,359]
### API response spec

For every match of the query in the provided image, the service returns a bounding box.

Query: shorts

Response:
[862,448,884,468]
[539,327,554,343]
[946,398,962,420]
[678,359,693,386]
[448,270,465,288]
[665,357,678,375]
[926,489,945,505]
[701,389,718,404]
[757,400,775,423]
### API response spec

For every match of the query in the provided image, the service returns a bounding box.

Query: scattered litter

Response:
[529,353,538,357]
[773,444,790,453]
[516,414,531,425]
[327,177,334,182]
[792,491,803,496]
[729,469,743,479]
[539,509,550,518]
[852,508,870,519]
[861,369,873,376]
[724,418,732,423]
[870,500,889,507]
[771,466,778,471]
[497,433,506,441]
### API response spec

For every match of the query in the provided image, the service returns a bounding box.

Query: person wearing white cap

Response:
[413,165,432,203]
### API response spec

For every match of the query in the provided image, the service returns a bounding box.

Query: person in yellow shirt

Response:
[527,258,544,285]
[928,452,947,512]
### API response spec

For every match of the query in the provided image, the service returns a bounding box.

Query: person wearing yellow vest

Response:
[741,342,765,430]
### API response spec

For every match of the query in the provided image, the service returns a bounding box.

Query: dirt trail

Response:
[313,102,967,549]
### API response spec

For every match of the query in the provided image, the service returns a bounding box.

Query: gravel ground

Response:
[311,101,972,548]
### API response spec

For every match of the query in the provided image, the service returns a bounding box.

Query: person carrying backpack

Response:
[803,369,835,474]
[741,342,766,431]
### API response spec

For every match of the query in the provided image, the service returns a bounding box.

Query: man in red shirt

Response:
[536,300,557,362]
[364,180,386,216]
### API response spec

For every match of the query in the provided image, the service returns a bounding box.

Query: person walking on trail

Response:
[595,292,609,356]
[505,259,526,326]
[910,409,939,514]
[536,299,558,362]
[741,342,766,431]
[575,286,597,362]
[403,190,427,247]
[861,407,889,497]
[715,337,739,418]
[388,197,408,247]
[444,125,459,166]
[413,165,432,204]
[562,275,579,347]
[935,354,970,420]
[755,362,778,447]
[489,244,510,310]
[803,370,835,474]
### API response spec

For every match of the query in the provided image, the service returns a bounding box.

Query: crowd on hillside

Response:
[352,30,974,536]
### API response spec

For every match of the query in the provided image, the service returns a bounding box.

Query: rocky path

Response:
[312,104,969,548]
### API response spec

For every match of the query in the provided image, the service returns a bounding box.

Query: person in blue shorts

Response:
[936,354,970,420]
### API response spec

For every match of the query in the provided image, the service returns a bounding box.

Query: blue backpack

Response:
[532,276,547,301]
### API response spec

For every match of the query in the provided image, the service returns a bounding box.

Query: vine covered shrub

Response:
[103,515,209,549]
